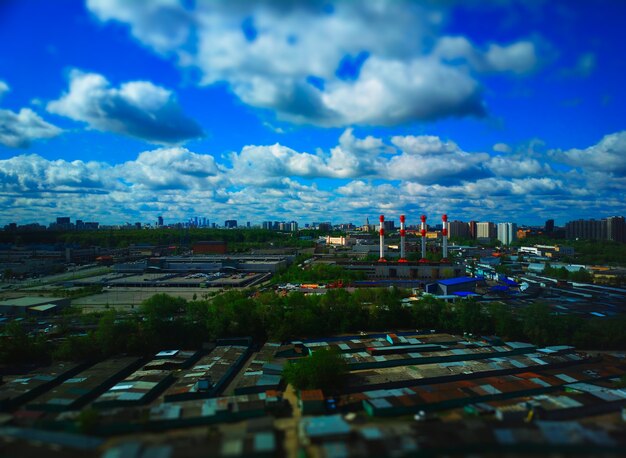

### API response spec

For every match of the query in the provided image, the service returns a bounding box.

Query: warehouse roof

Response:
[0,296,65,307]
[438,277,478,286]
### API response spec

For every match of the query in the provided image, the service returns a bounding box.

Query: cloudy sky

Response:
[1,0,625,227]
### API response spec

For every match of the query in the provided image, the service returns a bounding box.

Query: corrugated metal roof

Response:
[438,277,478,286]
[304,415,351,437]
[555,374,578,383]
[253,432,275,452]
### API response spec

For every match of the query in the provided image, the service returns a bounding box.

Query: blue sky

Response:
[0,0,625,227]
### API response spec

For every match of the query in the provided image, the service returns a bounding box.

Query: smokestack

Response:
[442,214,448,262]
[399,214,407,262]
[378,214,386,262]
[420,214,427,263]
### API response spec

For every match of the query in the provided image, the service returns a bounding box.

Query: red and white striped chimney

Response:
[419,214,427,262]
[442,214,448,262]
[378,214,386,262]
[399,214,407,262]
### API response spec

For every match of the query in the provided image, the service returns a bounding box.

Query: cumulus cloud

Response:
[0,80,9,97]
[2,130,624,225]
[0,79,62,148]
[554,131,626,176]
[486,156,549,178]
[118,147,221,190]
[47,70,203,144]
[386,134,489,182]
[0,154,111,193]
[0,108,63,148]
[85,1,549,127]
[493,143,512,153]
[434,36,538,74]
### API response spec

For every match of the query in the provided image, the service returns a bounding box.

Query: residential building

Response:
[476,222,496,240]
[497,222,517,246]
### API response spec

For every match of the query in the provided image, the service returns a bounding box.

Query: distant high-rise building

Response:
[476,222,496,239]
[447,220,469,239]
[606,216,626,243]
[545,219,555,234]
[289,221,298,232]
[157,216,163,227]
[468,221,477,239]
[224,220,237,228]
[497,222,517,245]
[262,221,272,230]
[565,219,606,240]
[317,222,332,232]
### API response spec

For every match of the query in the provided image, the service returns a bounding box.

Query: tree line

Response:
[2,289,625,366]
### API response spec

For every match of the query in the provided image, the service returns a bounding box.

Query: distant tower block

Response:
[441,214,449,263]
[399,214,407,262]
[378,214,387,262]
[419,214,428,263]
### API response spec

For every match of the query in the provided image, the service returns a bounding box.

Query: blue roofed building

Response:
[434,277,479,295]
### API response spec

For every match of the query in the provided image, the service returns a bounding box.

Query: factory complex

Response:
[1,331,626,457]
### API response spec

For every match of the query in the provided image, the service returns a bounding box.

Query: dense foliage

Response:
[272,261,366,284]
[512,237,626,266]
[2,290,625,365]
[542,264,593,282]
[283,348,348,392]
[0,228,319,250]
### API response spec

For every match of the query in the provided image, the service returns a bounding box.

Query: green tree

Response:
[570,268,592,283]
[0,322,50,364]
[283,348,348,392]
[521,302,554,346]
[456,300,487,334]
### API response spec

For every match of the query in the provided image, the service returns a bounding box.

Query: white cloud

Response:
[0,154,111,193]
[2,130,624,225]
[228,144,331,185]
[47,70,203,144]
[391,135,460,155]
[0,78,62,148]
[118,147,221,190]
[486,156,548,177]
[0,80,9,98]
[318,57,485,126]
[0,108,63,148]
[85,1,548,127]
[434,36,538,74]
[493,143,512,153]
[554,131,626,176]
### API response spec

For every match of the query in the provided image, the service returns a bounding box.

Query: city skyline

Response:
[1,1,625,226]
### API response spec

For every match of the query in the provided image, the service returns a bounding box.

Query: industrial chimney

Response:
[419,214,428,263]
[378,214,386,262]
[399,214,407,262]
[441,214,448,262]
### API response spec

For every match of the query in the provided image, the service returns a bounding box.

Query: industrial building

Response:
[113,254,292,274]
[191,241,227,255]
[26,357,143,412]
[0,296,70,316]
